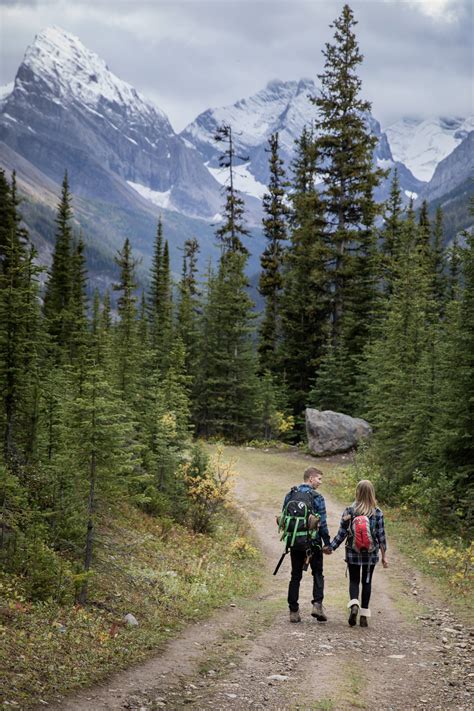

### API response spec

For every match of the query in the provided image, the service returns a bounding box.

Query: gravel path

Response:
[47,448,473,711]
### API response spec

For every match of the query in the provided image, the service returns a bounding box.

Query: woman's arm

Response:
[376,511,388,567]
[329,509,351,551]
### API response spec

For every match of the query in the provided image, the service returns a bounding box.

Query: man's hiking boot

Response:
[359,608,370,627]
[289,610,301,623]
[311,602,327,622]
[348,599,360,627]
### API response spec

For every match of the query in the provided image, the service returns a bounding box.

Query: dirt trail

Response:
[48,448,473,711]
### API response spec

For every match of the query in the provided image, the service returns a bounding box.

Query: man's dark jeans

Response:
[288,547,324,612]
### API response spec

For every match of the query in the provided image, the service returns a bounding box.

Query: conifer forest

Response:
[0,4,472,609]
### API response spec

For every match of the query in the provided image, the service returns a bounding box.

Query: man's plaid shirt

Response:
[330,506,387,565]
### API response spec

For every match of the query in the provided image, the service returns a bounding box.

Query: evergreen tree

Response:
[279,127,330,419]
[214,124,250,255]
[113,238,139,401]
[196,251,258,440]
[380,169,403,295]
[43,172,74,357]
[432,206,447,308]
[311,4,385,409]
[0,172,43,463]
[258,132,289,372]
[148,218,173,370]
[70,362,139,603]
[177,237,200,379]
[69,237,89,373]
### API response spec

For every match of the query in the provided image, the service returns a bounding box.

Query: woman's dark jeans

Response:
[348,563,375,609]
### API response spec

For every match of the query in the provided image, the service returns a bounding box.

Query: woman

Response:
[326,479,388,627]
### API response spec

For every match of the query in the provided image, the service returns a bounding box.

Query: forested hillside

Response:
[0,5,472,705]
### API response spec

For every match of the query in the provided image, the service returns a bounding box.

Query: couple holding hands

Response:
[280,466,388,627]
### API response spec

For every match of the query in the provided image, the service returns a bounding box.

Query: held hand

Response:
[382,558,389,569]
[323,546,332,555]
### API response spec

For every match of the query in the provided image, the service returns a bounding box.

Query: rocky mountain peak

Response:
[15,25,169,128]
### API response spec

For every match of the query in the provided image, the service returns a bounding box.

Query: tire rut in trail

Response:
[44,448,473,711]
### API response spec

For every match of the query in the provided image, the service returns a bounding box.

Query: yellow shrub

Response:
[423,540,473,592]
[229,537,258,560]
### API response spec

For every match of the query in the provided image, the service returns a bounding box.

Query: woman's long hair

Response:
[352,480,377,517]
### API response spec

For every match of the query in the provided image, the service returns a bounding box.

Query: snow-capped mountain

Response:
[0,26,221,219]
[384,116,474,183]
[181,79,424,202]
[418,130,474,204]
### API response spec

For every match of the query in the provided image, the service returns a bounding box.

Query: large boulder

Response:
[305,408,372,456]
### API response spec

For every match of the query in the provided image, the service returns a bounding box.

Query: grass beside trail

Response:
[324,463,474,623]
[0,503,262,709]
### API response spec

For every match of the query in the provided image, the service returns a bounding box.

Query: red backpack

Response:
[349,510,376,554]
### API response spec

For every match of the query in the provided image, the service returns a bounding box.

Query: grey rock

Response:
[123,613,139,626]
[305,408,372,456]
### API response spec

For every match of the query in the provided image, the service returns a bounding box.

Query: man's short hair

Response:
[303,467,323,481]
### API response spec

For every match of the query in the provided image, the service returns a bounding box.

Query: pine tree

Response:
[311,5,385,399]
[258,132,289,372]
[432,206,447,308]
[214,124,250,255]
[0,172,43,463]
[380,169,403,295]
[43,172,74,357]
[69,237,89,373]
[113,238,139,401]
[148,218,173,370]
[196,251,258,440]
[279,127,330,419]
[71,362,139,603]
[177,237,200,379]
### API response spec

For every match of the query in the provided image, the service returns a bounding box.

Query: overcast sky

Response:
[0,0,472,132]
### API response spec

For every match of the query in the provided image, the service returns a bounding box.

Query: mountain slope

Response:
[385,116,474,182]
[181,79,424,202]
[0,26,221,220]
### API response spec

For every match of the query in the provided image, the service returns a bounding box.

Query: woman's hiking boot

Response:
[348,599,359,627]
[311,602,327,622]
[289,610,301,623]
[359,608,370,627]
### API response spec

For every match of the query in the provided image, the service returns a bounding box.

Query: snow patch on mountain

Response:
[127,181,174,211]
[384,116,474,182]
[207,162,267,200]
[0,82,13,103]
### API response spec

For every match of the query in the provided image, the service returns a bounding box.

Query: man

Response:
[281,467,331,623]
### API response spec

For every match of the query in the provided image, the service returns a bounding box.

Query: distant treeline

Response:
[0,4,472,604]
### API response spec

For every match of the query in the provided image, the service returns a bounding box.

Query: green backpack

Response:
[278,487,320,551]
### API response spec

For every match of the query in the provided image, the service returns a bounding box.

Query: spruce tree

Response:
[0,172,43,463]
[113,238,139,402]
[258,132,289,373]
[43,172,74,357]
[177,237,200,379]
[279,127,330,419]
[311,4,385,410]
[214,124,250,255]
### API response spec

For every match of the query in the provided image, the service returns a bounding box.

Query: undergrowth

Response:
[0,502,261,709]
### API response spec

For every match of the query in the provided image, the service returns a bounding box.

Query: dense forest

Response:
[0,4,472,604]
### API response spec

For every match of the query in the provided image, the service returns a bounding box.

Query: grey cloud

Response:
[0,0,472,131]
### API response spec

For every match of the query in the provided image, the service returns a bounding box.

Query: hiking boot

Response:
[359,608,370,627]
[289,610,301,623]
[347,599,360,627]
[311,602,327,622]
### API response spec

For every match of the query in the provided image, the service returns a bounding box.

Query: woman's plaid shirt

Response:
[330,506,387,565]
